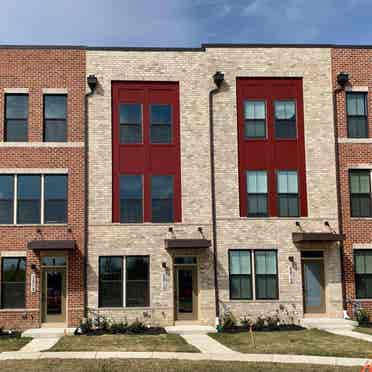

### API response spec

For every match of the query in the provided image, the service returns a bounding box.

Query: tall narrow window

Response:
[44,95,67,142]
[126,256,149,307]
[275,100,297,139]
[151,104,172,143]
[244,101,266,139]
[347,93,368,138]
[350,170,371,217]
[151,175,174,223]
[5,94,28,142]
[0,175,14,224]
[120,175,143,223]
[229,250,252,300]
[255,250,278,300]
[247,170,268,217]
[1,257,26,308]
[277,170,299,217]
[119,104,142,144]
[99,256,123,307]
[355,250,372,299]
[44,175,68,224]
[17,175,41,224]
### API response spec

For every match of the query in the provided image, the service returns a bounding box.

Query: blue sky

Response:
[1,0,372,46]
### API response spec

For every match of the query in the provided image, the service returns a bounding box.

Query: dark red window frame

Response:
[237,78,308,217]
[112,82,181,223]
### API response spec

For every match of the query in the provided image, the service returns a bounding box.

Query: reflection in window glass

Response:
[229,250,252,299]
[151,104,172,143]
[247,171,268,217]
[255,251,278,299]
[126,256,149,307]
[17,175,41,224]
[44,175,67,224]
[277,171,299,217]
[2,257,26,308]
[5,94,28,142]
[244,101,266,138]
[120,175,143,223]
[275,100,296,139]
[99,257,123,307]
[0,175,14,224]
[347,93,368,138]
[151,175,174,222]
[44,95,67,142]
[120,104,142,144]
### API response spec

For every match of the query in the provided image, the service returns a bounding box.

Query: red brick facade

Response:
[0,48,86,330]
[332,48,372,317]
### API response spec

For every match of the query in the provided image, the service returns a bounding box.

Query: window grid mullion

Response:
[13,175,17,225]
[123,256,126,308]
[41,175,45,224]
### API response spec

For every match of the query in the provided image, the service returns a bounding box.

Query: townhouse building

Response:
[332,48,372,318]
[86,45,344,326]
[0,47,86,330]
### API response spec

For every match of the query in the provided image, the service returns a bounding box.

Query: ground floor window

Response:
[99,255,149,308]
[229,250,278,300]
[1,257,26,308]
[354,250,372,299]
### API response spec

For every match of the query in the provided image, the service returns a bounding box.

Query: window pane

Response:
[120,104,142,144]
[42,256,66,266]
[350,171,370,194]
[151,176,174,223]
[0,175,14,224]
[356,274,372,299]
[229,251,251,275]
[17,175,41,224]
[6,95,28,119]
[245,101,265,119]
[99,257,123,307]
[151,105,172,144]
[347,93,366,116]
[248,194,268,217]
[256,275,278,299]
[5,120,28,142]
[120,175,143,223]
[44,175,67,224]
[247,171,267,193]
[348,117,368,138]
[2,258,26,308]
[275,101,296,119]
[230,276,252,299]
[245,120,266,138]
[277,171,298,193]
[255,251,277,275]
[151,125,172,144]
[278,194,299,217]
[151,105,171,123]
[44,95,67,119]
[126,256,149,307]
[44,120,67,142]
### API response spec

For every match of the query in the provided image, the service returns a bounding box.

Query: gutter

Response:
[209,72,225,325]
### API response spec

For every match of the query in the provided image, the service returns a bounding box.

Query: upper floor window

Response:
[246,170,268,217]
[151,104,172,143]
[0,174,67,225]
[275,100,297,139]
[347,93,368,138]
[229,250,252,300]
[350,170,371,217]
[151,175,174,223]
[277,170,299,217]
[355,250,372,299]
[5,94,28,142]
[44,95,67,142]
[120,104,142,144]
[120,175,143,223]
[244,101,266,139]
[1,257,26,309]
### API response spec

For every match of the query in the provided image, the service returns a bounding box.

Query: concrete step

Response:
[22,327,75,339]
[165,325,217,335]
[301,318,358,331]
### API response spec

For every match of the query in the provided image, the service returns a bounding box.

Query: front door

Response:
[302,260,325,313]
[175,266,197,320]
[42,269,66,323]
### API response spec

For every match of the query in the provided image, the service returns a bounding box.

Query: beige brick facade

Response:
[87,46,343,326]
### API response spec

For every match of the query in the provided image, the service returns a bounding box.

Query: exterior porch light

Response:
[213,71,225,89]
[337,72,349,88]
[87,74,98,94]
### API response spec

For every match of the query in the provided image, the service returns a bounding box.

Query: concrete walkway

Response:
[181,334,237,354]
[0,350,371,366]
[20,338,60,352]
[329,328,372,342]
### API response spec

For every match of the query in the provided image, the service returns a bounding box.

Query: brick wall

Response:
[0,48,86,330]
[332,47,372,317]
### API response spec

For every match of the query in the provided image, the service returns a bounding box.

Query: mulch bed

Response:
[219,325,305,333]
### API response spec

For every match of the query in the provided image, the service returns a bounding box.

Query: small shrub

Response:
[127,319,147,333]
[221,312,237,330]
[110,321,128,334]
[357,308,369,325]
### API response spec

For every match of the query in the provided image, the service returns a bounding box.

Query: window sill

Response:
[0,308,28,312]
[97,307,152,310]
[0,224,68,227]
[350,218,372,221]
[111,222,180,226]
[0,142,84,147]
[228,299,280,303]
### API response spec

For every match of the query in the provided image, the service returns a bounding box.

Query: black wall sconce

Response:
[337,72,349,88]
[87,74,98,94]
[162,262,167,269]
[213,71,225,89]
[288,256,294,263]
[31,264,37,270]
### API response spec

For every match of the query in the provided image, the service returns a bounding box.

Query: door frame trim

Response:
[301,257,326,314]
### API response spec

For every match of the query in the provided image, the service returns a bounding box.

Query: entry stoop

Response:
[165,324,217,335]
[22,327,75,338]
[300,318,358,331]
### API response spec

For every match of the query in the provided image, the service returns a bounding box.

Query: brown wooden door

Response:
[175,266,197,320]
[302,260,325,314]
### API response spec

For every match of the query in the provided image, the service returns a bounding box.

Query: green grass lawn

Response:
[49,334,199,352]
[210,329,372,358]
[353,326,372,336]
[0,359,361,372]
[0,336,31,352]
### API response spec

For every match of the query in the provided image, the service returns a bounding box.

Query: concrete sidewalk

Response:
[0,350,370,367]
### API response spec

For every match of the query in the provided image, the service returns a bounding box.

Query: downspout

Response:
[84,74,98,318]
[209,71,225,326]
